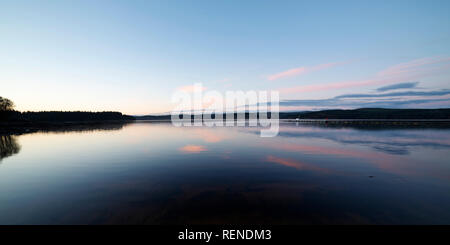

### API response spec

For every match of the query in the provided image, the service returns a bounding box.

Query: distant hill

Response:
[134,115,172,120]
[134,108,450,120]
[286,108,450,119]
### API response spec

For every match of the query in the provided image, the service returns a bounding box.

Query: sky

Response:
[1,0,450,114]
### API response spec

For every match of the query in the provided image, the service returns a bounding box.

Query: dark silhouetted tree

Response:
[0,97,14,111]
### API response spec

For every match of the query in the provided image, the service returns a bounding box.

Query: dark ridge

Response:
[133,108,450,120]
[135,114,172,120]
[286,108,450,119]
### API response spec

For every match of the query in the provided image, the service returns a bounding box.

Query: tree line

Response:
[136,108,450,120]
[0,96,134,122]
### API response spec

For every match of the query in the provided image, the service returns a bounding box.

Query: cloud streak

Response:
[377,56,450,77]
[278,56,450,94]
[276,88,450,109]
[268,62,340,81]
[279,78,382,94]
[335,89,450,99]
[376,82,419,92]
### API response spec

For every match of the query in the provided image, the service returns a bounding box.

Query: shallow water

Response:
[0,122,449,224]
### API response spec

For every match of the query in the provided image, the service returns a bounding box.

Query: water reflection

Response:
[246,123,450,155]
[0,122,449,224]
[0,135,21,162]
[0,122,129,163]
[179,145,208,153]
[266,155,332,174]
[0,122,131,135]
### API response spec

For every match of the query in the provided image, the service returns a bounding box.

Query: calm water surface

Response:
[0,122,449,224]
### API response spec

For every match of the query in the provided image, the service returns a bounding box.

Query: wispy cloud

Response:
[335,89,450,99]
[377,56,450,77]
[279,79,381,94]
[376,82,419,92]
[278,88,450,109]
[267,62,340,81]
[278,56,450,94]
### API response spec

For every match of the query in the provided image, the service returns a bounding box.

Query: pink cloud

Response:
[279,78,382,94]
[378,56,450,77]
[179,145,207,153]
[278,56,450,94]
[268,62,340,81]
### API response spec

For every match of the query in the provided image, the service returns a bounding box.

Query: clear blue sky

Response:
[1,0,450,114]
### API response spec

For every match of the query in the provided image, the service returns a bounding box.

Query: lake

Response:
[1,121,450,224]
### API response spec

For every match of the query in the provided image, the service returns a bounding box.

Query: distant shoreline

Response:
[0,110,135,135]
[2,108,450,134]
[135,108,450,121]
[284,118,450,122]
[283,118,450,127]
